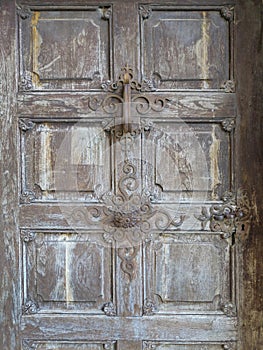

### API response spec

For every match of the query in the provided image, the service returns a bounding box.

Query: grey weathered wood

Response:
[21,314,237,341]
[0,1,20,350]
[17,92,236,118]
[235,0,263,349]
[2,0,262,349]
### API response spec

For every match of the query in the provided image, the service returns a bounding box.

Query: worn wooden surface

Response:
[0,1,20,350]
[235,0,263,349]
[0,0,262,349]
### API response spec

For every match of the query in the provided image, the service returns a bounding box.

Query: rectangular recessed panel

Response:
[19,7,112,90]
[143,343,232,350]
[22,231,113,313]
[141,7,231,90]
[22,341,116,350]
[142,121,231,201]
[145,234,230,313]
[20,119,111,203]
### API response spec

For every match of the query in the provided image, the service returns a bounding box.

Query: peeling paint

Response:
[196,12,210,89]
[31,11,42,86]
[210,125,221,199]
[39,124,52,190]
[65,236,73,305]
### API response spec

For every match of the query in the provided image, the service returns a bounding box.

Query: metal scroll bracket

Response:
[100,65,170,135]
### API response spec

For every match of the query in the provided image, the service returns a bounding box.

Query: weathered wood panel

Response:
[19,5,112,90]
[19,118,111,202]
[235,0,263,349]
[21,315,237,341]
[18,202,239,232]
[4,0,262,349]
[22,340,116,350]
[144,234,231,314]
[143,121,232,201]
[142,343,236,350]
[0,1,20,349]
[21,230,113,314]
[17,92,236,118]
[141,6,233,90]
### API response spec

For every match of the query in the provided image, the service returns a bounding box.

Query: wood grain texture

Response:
[19,6,112,91]
[141,8,231,90]
[17,92,236,118]
[0,1,20,349]
[235,0,263,349]
[21,314,237,341]
[4,0,262,349]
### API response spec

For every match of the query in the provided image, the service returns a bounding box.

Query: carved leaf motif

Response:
[17,5,32,19]
[100,7,112,20]
[143,298,158,315]
[139,5,152,19]
[222,119,235,132]
[223,342,236,350]
[220,302,237,317]
[220,6,234,21]
[22,299,39,315]
[102,302,116,316]
[20,230,35,243]
[221,80,235,93]
[19,71,33,91]
[18,118,35,132]
[20,190,37,204]
[20,184,42,204]
[143,342,157,349]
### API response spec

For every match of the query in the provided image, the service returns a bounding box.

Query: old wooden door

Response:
[1,0,260,349]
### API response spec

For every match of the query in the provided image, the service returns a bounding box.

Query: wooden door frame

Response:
[0,0,262,349]
[235,0,263,348]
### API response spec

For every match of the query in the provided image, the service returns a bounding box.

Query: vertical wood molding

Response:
[236,0,263,349]
[0,0,20,349]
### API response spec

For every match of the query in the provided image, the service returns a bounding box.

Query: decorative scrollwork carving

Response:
[19,71,33,91]
[17,5,32,19]
[68,159,184,279]
[102,65,156,93]
[220,6,234,21]
[139,5,152,20]
[220,302,237,317]
[143,342,157,349]
[132,95,170,114]
[20,230,36,243]
[223,342,236,350]
[22,299,39,315]
[102,302,116,316]
[100,7,112,20]
[221,80,235,93]
[20,184,43,204]
[195,191,249,238]
[143,298,158,315]
[20,190,37,204]
[22,340,36,350]
[18,118,35,131]
[118,246,139,280]
[99,160,184,234]
[222,118,235,132]
[87,96,104,111]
